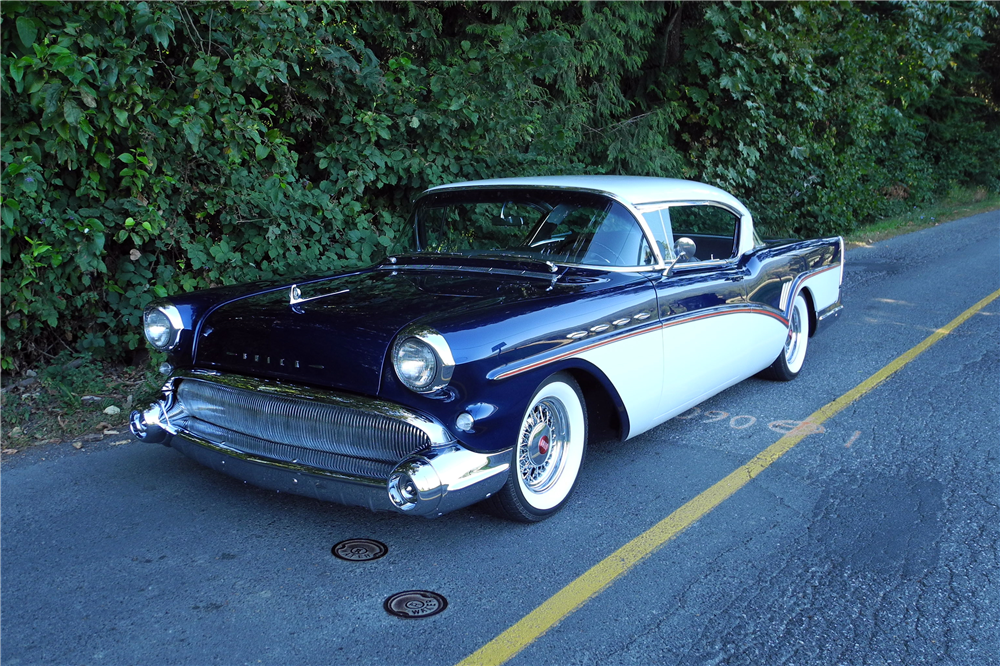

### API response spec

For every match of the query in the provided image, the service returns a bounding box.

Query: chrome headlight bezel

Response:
[143,303,184,351]
[392,326,455,394]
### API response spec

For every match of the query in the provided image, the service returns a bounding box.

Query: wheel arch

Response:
[797,286,818,337]
[557,359,630,443]
[466,356,631,453]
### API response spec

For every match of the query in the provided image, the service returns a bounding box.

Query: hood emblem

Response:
[225,351,324,370]
[290,284,349,306]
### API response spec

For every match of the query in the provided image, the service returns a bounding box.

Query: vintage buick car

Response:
[131,176,843,521]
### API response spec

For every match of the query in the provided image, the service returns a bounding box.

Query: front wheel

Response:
[487,373,587,522]
[761,293,810,381]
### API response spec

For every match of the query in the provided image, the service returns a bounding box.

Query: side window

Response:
[668,205,739,261]
[641,207,675,262]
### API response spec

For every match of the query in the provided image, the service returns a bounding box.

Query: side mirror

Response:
[674,237,697,258]
[665,237,697,277]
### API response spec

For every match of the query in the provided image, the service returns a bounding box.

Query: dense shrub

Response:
[2,1,997,371]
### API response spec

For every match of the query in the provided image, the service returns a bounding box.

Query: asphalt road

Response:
[3,209,998,666]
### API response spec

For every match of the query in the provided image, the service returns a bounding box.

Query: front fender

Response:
[377,351,632,455]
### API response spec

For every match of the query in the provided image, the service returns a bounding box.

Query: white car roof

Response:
[424,175,750,216]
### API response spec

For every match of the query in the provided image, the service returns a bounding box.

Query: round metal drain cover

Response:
[331,538,388,562]
[384,590,448,619]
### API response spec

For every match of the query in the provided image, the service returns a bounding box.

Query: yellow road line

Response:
[458,287,1000,666]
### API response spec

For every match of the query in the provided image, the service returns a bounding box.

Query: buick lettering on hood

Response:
[132,176,843,522]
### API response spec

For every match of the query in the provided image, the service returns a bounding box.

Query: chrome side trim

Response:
[489,318,663,381]
[489,304,762,381]
[787,262,842,319]
[818,303,843,321]
[812,301,843,337]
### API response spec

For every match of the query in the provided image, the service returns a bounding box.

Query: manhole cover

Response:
[383,590,448,619]
[331,538,388,562]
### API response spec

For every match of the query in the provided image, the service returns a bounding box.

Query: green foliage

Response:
[2,0,998,371]
[38,352,109,410]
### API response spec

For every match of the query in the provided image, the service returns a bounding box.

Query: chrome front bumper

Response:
[130,371,511,517]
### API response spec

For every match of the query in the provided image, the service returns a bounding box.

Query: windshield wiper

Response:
[477,252,560,273]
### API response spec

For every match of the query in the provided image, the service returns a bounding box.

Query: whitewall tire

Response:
[762,293,810,381]
[488,373,587,522]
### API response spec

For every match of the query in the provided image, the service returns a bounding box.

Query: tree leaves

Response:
[15,17,38,49]
[0,0,996,371]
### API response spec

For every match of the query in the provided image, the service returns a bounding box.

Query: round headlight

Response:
[394,338,437,391]
[391,326,455,394]
[144,305,182,351]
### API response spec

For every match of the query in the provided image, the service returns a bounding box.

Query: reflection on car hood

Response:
[193,266,567,394]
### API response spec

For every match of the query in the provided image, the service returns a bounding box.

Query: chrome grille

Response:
[176,379,430,465]
[187,419,397,480]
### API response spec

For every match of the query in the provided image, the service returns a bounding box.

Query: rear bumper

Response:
[130,372,511,517]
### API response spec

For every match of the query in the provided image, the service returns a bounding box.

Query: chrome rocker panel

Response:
[814,300,843,334]
[130,370,511,518]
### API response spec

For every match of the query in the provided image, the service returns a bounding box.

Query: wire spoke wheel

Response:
[488,373,587,522]
[517,398,570,495]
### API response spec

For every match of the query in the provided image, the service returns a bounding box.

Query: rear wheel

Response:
[761,293,810,381]
[487,373,587,522]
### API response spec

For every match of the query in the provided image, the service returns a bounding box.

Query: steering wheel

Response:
[579,239,619,265]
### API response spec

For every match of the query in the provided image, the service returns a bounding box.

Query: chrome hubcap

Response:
[785,306,802,363]
[518,399,568,493]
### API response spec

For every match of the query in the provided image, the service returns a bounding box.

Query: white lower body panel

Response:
[575,328,665,438]
[800,264,841,312]
[580,310,788,440]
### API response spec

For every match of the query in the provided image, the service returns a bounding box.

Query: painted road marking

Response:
[457,287,1000,666]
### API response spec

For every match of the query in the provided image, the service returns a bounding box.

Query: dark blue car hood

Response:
[193,266,563,394]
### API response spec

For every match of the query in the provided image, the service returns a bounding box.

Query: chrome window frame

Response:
[635,200,747,270]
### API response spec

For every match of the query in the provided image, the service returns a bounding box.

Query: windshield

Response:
[411,188,655,268]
